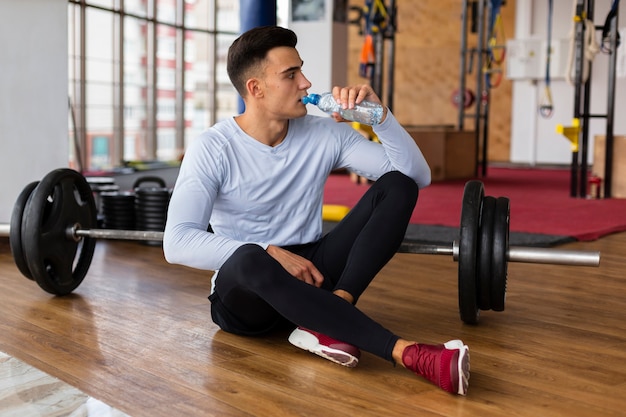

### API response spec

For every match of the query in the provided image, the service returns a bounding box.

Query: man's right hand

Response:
[266,245,324,288]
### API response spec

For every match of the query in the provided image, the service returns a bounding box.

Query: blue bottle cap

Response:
[302,93,320,105]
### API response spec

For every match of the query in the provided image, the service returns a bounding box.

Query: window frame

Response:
[68,0,239,172]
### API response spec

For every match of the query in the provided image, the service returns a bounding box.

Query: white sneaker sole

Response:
[288,328,359,368]
[444,339,470,396]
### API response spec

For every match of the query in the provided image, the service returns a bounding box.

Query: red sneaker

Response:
[402,340,470,395]
[288,327,361,368]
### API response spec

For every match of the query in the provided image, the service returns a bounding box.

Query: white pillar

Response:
[0,0,68,222]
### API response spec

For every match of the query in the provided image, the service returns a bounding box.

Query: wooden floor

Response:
[0,232,625,417]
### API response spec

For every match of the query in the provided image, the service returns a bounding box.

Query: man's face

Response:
[259,46,312,119]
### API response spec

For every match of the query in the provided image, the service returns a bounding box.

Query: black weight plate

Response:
[136,210,167,218]
[135,188,169,196]
[133,176,166,189]
[101,200,135,207]
[102,216,135,224]
[135,207,167,217]
[102,215,134,226]
[135,222,165,231]
[491,197,510,311]
[102,200,135,208]
[135,200,168,208]
[102,208,135,216]
[102,212,134,218]
[136,214,165,221]
[22,169,97,295]
[102,203,135,213]
[9,181,40,280]
[135,196,170,205]
[458,180,484,324]
[477,196,496,311]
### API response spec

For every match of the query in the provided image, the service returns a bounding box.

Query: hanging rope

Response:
[539,0,555,118]
[565,0,600,85]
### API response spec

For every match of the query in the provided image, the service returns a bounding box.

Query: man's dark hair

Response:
[227,26,298,97]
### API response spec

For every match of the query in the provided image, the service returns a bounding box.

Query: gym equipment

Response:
[565,0,620,198]
[451,89,476,109]
[322,205,351,222]
[0,169,601,324]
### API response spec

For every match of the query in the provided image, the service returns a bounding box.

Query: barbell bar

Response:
[0,223,600,267]
[399,241,600,267]
[0,168,601,324]
[0,224,601,265]
[0,224,600,266]
[70,226,164,242]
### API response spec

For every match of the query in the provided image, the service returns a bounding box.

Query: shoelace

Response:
[414,345,440,382]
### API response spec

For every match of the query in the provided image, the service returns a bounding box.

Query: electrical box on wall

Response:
[506,38,543,80]
[506,38,570,80]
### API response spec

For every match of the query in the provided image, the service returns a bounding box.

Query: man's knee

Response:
[219,244,284,291]
[221,244,270,277]
[378,171,419,207]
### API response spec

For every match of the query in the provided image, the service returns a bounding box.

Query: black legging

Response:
[210,171,419,362]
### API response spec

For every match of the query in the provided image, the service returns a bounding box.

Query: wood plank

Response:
[1,233,626,416]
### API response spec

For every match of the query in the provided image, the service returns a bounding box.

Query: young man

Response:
[163,25,470,395]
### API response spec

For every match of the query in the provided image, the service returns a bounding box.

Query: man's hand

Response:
[266,245,324,287]
[330,84,388,123]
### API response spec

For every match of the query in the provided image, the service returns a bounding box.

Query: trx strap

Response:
[359,0,388,79]
[601,0,621,53]
[483,0,505,89]
[360,34,375,78]
[487,0,506,64]
[539,0,555,118]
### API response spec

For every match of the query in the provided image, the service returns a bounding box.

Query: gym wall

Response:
[346,0,516,163]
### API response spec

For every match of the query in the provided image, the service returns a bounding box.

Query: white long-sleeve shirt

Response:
[163,110,430,273]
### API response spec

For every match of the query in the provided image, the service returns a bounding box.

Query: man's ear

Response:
[245,77,264,99]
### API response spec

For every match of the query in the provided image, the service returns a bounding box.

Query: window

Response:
[68,0,239,172]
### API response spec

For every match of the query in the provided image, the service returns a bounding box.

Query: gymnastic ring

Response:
[451,89,476,109]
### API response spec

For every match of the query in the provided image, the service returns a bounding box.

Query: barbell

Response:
[0,168,600,324]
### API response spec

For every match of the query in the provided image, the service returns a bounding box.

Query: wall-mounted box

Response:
[405,126,477,181]
[506,38,570,80]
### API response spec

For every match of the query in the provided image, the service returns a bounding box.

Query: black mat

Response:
[323,222,575,248]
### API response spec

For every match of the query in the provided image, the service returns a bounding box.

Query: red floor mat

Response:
[323,168,626,241]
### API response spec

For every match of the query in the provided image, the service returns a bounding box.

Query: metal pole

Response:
[372,31,385,98]
[507,246,600,266]
[1,224,600,267]
[397,241,600,267]
[474,0,486,178]
[579,0,595,198]
[603,4,619,198]
[385,0,397,112]
[571,0,586,197]
[458,0,469,130]
[74,228,164,242]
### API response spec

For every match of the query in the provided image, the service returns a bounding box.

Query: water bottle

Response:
[302,92,384,126]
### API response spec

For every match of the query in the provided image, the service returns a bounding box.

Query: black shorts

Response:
[208,291,290,336]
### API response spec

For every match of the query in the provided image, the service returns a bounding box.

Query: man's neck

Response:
[235,113,289,148]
